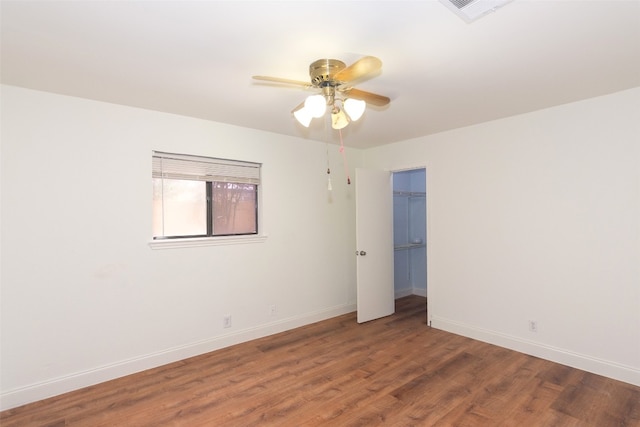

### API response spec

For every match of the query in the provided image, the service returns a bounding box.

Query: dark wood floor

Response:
[2,296,639,426]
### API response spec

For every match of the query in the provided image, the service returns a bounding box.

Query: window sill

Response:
[149,234,268,250]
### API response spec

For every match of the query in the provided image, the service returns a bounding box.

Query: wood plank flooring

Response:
[2,296,639,426]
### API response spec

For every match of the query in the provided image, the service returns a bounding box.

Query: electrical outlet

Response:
[223,315,232,328]
[269,304,276,316]
[529,320,538,332]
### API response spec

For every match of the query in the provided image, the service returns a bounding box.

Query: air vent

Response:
[449,0,476,9]
[439,0,515,23]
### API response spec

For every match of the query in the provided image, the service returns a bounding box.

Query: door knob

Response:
[359,251,367,256]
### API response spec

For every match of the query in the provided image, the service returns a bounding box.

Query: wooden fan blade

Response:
[333,56,382,83]
[290,101,305,114]
[252,75,311,88]
[343,88,390,107]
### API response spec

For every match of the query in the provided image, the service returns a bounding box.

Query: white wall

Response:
[0,85,361,409]
[365,88,640,386]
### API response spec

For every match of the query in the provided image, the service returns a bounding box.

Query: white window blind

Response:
[152,151,260,184]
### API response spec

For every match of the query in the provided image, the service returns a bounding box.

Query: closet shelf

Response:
[393,191,426,198]
[394,243,426,251]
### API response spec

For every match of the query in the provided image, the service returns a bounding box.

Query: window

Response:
[152,151,260,240]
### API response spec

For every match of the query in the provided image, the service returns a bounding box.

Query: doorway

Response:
[392,169,427,320]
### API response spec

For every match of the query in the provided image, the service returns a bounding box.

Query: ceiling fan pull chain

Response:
[326,142,333,191]
[338,129,351,185]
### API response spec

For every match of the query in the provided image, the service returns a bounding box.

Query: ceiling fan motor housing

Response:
[309,59,346,87]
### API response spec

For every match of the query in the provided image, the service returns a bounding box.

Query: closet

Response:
[393,169,426,299]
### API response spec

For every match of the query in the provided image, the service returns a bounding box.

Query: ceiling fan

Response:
[252,56,390,130]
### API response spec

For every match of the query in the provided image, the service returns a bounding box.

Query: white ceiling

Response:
[2,0,639,149]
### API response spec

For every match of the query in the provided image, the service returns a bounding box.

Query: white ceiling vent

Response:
[439,0,515,23]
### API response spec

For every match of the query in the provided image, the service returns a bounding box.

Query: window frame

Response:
[149,151,266,249]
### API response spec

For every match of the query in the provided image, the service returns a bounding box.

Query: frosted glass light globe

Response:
[305,94,327,118]
[344,98,366,121]
[331,109,349,130]
[293,107,313,127]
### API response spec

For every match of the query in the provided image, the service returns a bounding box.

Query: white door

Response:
[356,168,395,323]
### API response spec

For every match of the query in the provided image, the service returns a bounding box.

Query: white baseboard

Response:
[395,287,426,299]
[394,287,413,299]
[431,315,640,387]
[412,287,427,298]
[0,303,357,411]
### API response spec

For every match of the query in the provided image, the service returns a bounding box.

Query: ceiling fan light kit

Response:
[296,95,366,129]
[253,56,390,131]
